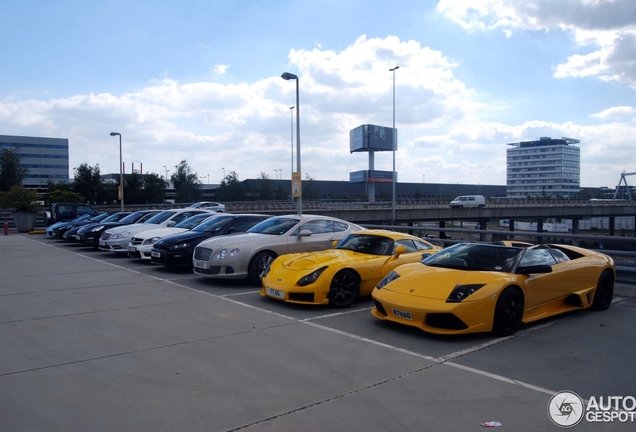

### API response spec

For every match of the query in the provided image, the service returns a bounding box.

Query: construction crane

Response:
[613,171,636,201]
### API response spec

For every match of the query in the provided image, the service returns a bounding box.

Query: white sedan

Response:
[192,214,364,285]
[99,208,214,254]
[128,213,218,260]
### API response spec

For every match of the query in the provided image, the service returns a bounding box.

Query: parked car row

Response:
[43,210,617,337]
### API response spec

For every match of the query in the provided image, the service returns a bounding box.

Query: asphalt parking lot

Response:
[1,233,635,431]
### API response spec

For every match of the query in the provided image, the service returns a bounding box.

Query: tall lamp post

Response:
[389,66,399,224]
[109,132,124,212]
[282,72,301,215]
[289,106,295,178]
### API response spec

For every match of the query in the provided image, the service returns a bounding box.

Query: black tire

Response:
[592,270,614,311]
[492,288,524,336]
[248,251,277,286]
[328,270,360,308]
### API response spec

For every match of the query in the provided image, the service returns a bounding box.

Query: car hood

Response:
[278,249,378,270]
[382,265,504,300]
[197,232,279,248]
[158,231,214,244]
[105,224,161,235]
[135,227,188,240]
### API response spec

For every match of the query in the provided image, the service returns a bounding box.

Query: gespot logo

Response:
[549,391,636,427]
[548,391,585,428]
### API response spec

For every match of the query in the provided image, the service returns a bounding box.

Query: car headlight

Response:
[216,248,240,260]
[169,242,190,251]
[90,225,104,232]
[143,237,161,245]
[297,267,327,286]
[377,271,400,289]
[446,284,485,303]
[111,231,131,240]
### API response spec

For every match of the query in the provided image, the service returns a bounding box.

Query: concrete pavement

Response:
[0,233,633,431]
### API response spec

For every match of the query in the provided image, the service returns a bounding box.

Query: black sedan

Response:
[52,212,110,239]
[63,212,132,242]
[150,214,270,268]
[75,210,162,248]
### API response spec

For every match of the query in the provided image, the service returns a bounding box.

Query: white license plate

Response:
[151,251,161,258]
[391,308,413,320]
[193,260,209,269]
[266,288,285,299]
[128,246,137,253]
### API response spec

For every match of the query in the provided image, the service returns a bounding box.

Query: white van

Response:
[450,195,486,208]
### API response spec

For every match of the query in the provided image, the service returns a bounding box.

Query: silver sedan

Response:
[192,214,364,285]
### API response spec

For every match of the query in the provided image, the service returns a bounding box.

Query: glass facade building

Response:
[0,134,69,187]
[507,137,580,198]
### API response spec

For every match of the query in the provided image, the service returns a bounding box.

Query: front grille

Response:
[131,237,143,246]
[102,232,111,240]
[373,300,387,316]
[425,313,468,330]
[289,292,315,302]
[193,266,222,275]
[194,247,213,261]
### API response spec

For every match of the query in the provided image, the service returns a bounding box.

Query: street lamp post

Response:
[222,167,225,178]
[109,132,124,212]
[389,65,399,224]
[282,72,301,215]
[289,106,295,179]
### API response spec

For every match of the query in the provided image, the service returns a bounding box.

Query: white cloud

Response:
[437,0,636,86]
[590,105,636,118]
[1,34,635,187]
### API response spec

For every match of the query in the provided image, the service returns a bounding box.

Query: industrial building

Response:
[0,134,69,187]
[507,137,580,198]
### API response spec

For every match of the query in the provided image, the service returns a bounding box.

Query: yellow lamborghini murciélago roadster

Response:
[371,242,615,336]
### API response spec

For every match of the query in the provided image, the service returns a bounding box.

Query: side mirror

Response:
[393,245,407,258]
[332,240,339,247]
[420,252,432,260]
[516,264,552,275]
[166,221,176,227]
[297,229,312,238]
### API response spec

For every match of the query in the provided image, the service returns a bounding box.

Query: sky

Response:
[1,0,636,188]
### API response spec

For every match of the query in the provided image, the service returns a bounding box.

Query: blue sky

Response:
[2,0,636,188]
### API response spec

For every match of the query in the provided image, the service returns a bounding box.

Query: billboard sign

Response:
[350,124,396,153]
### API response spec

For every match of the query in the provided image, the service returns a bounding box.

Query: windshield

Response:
[336,233,394,255]
[247,217,299,235]
[145,211,177,225]
[174,214,214,229]
[88,213,110,222]
[101,213,129,223]
[422,243,523,273]
[193,216,232,233]
[119,212,145,224]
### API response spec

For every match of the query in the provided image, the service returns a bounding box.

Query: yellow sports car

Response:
[371,242,615,336]
[260,230,443,308]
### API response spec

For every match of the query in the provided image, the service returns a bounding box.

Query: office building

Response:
[507,137,580,198]
[0,134,69,187]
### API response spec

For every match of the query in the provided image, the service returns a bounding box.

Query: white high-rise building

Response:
[507,137,580,198]
[0,134,70,187]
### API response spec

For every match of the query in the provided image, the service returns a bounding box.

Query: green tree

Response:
[142,173,167,204]
[48,189,84,203]
[124,171,145,204]
[215,171,246,201]
[0,147,29,191]
[171,160,203,203]
[255,171,273,200]
[72,163,103,204]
